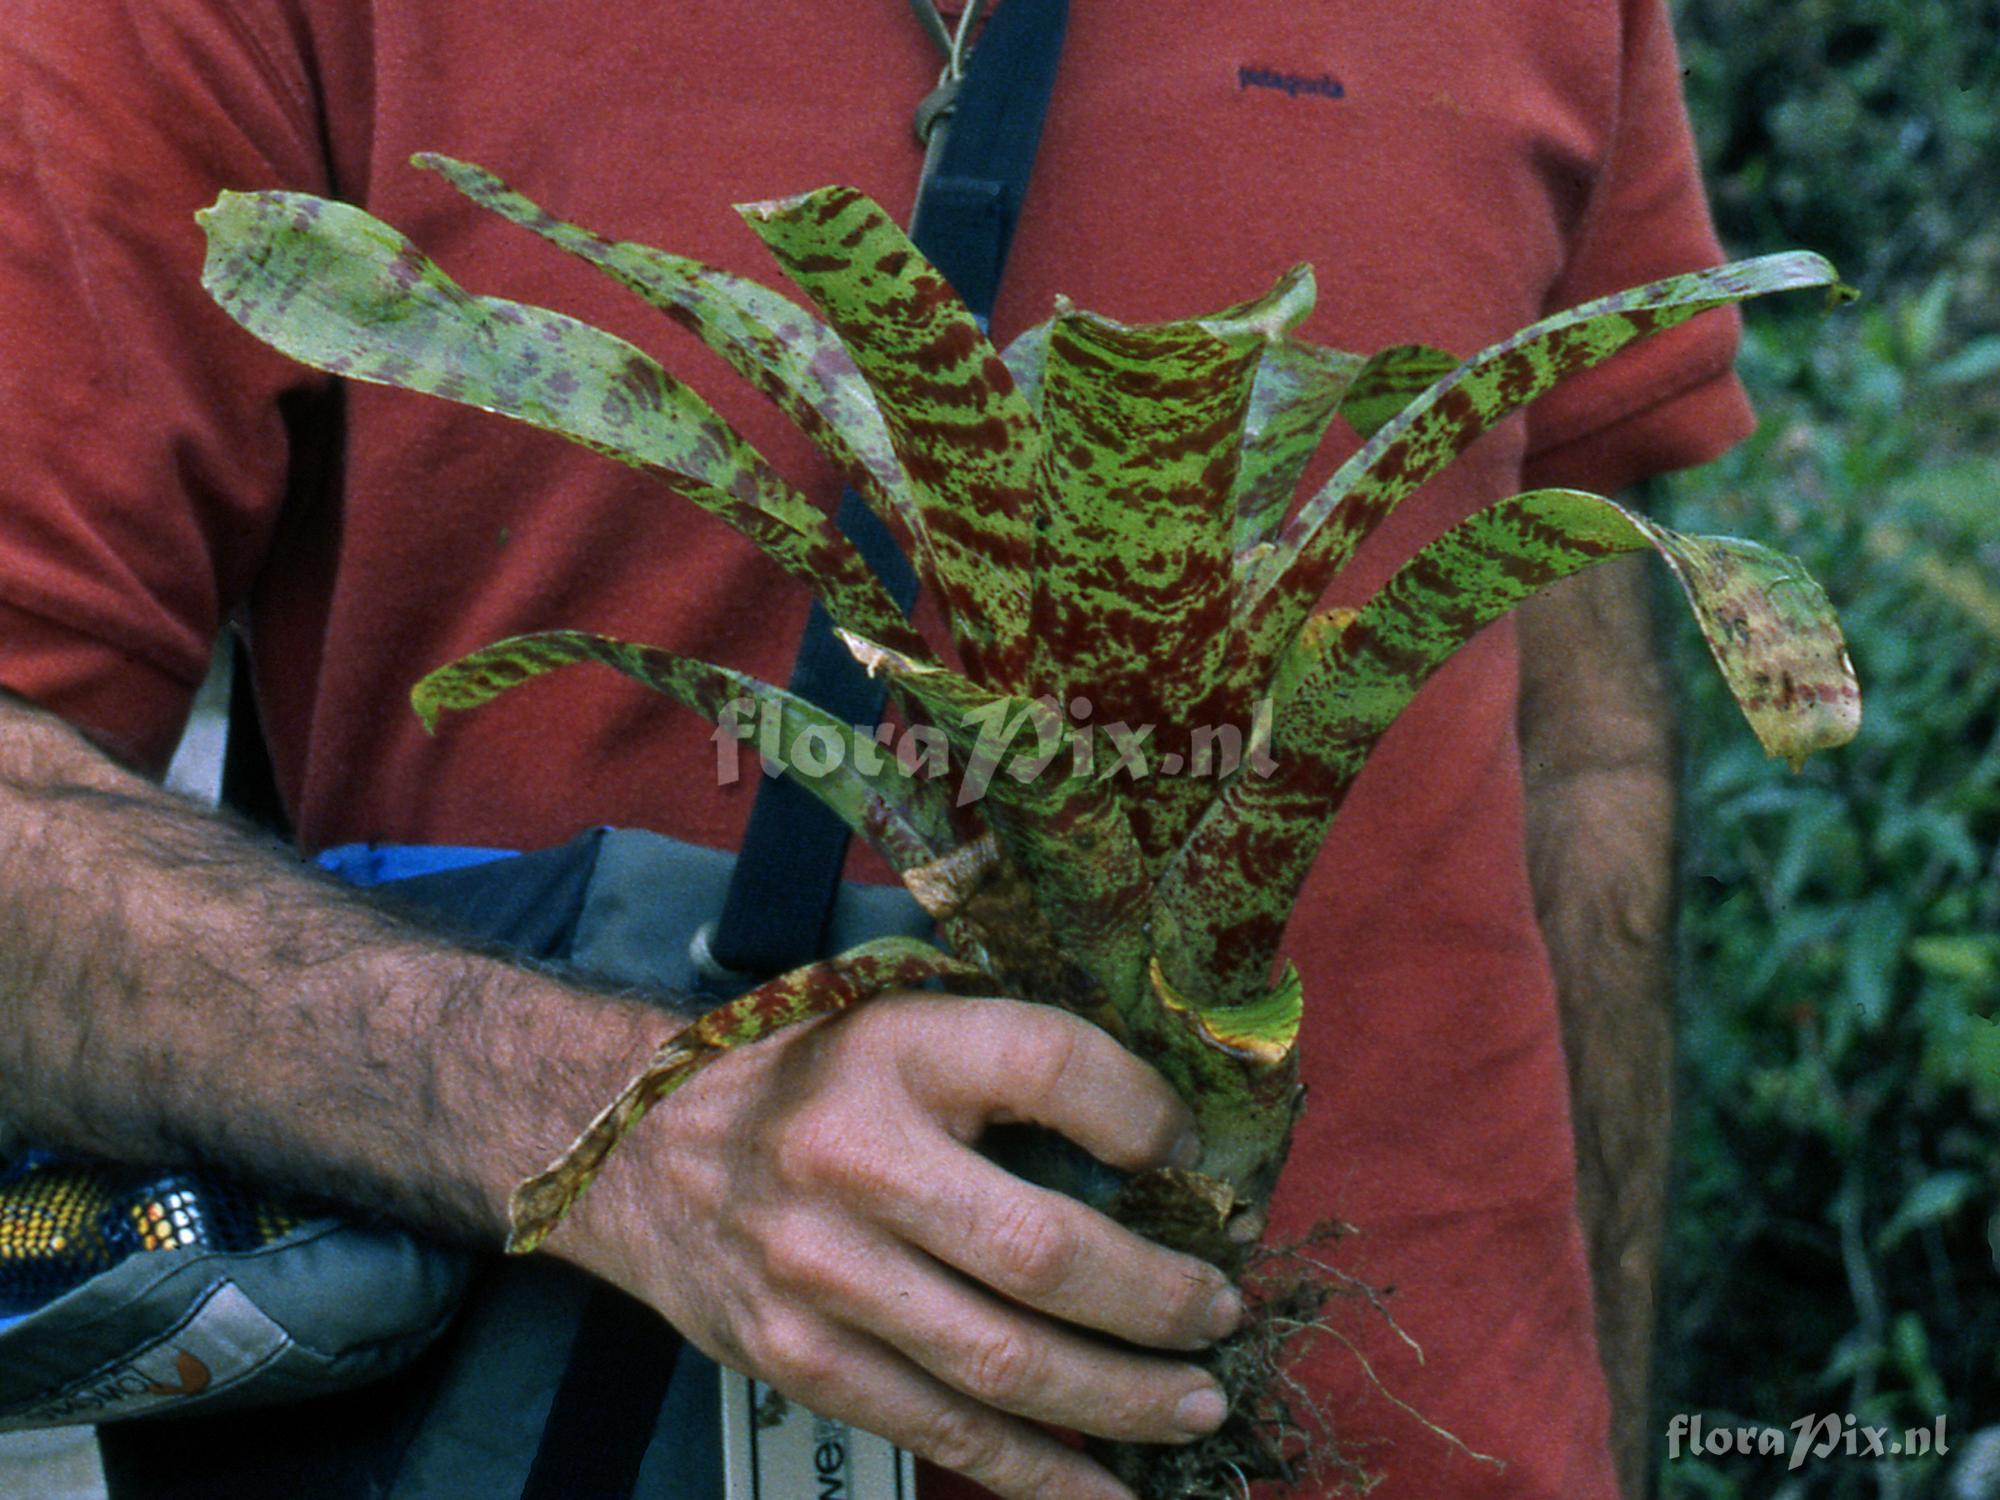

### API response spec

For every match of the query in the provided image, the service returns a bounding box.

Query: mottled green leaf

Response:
[1337,343,1462,438]
[1030,301,1265,865]
[200,189,803,518]
[845,623,1301,1200]
[507,937,986,1251]
[738,187,1038,687]
[1158,487,1860,1001]
[1241,252,1851,664]
[1141,957,1303,1211]
[838,631,1156,1021]
[1009,260,1317,472]
[414,154,920,541]
[1031,265,1318,864]
[1191,262,1318,344]
[198,189,931,662]
[412,630,956,873]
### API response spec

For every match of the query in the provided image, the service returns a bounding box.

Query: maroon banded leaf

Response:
[1021,266,1321,865]
[737,187,1039,688]
[1240,252,1852,666]
[1337,343,1464,439]
[1028,304,1255,844]
[414,154,921,542]
[507,937,987,1251]
[412,630,956,874]
[850,619,1302,1201]
[1156,487,1861,1001]
[198,189,931,662]
[997,261,1309,417]
[1236,339,1468,579]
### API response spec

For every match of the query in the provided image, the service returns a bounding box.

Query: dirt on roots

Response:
[1090,1223,1500,1499]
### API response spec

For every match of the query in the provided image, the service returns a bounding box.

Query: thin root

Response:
[1321,1324,1506,1470]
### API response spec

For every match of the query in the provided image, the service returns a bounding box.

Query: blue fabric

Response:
[313,842,518,887]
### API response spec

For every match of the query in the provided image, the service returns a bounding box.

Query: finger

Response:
[892,998,1198,1172]
[869,1140,1242,1352]
[826,1234,1230,1444]
[727,1313,1139,1500]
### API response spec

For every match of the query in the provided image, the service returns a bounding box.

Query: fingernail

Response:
[1175,1385,1228,1436]
[1168,1130,1202,1170]
[1205,1287,1244,1342]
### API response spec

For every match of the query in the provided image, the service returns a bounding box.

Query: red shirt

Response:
[0,4,1751,1495]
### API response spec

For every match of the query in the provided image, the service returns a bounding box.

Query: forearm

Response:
[0,692,659,1245]
[1515,553,1677,1498]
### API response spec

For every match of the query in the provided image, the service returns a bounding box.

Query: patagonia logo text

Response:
[1238,66,1344,101]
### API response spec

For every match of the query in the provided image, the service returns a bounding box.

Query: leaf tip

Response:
[410,151,484,186]
[503,1180,556,1255]
[733,188,824,225]
[410,682,443,735]
[837,628,901,679]
[193,190,250,240]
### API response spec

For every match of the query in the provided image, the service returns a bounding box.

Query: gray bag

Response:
[1,827,929,1499]
[0,1216,470,1432]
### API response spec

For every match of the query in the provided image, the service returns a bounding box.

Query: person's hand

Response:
[554,991,1242,1500]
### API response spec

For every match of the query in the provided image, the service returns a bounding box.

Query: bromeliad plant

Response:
[199,156,1861,1491]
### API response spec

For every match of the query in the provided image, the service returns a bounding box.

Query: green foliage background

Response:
[1660,3,2000,1494]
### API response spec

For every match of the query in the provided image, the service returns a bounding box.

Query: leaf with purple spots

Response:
[411,629,957,874]
[198,189,930,662]
[413,154,921,543]
[837,629,1158,1024]
[1232,340,1461,579]
[507,937,989,1251]
[1028,302,1261,868]
[1640,527,1862,771]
